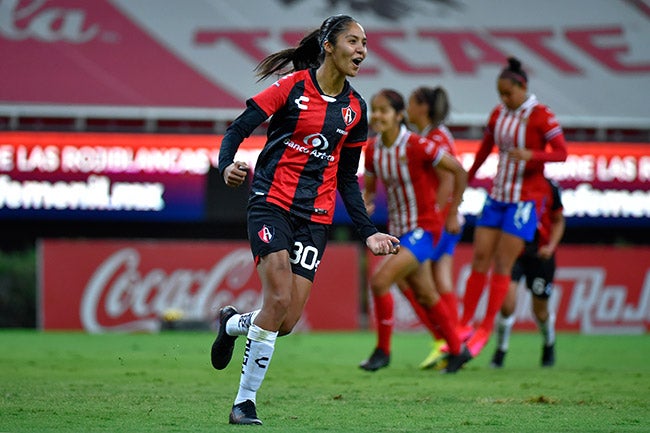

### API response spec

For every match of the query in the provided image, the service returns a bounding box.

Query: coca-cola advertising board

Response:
[366,245,650,335]
[39,239,360,332]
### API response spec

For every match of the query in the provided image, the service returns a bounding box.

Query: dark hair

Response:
[412,86,449,125]
[373,89,407,124]
[498,56,528,86]
[254,15,358,81]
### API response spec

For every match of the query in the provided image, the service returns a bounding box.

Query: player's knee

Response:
[369,274,392,296]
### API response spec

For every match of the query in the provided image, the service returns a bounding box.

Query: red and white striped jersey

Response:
[423,124,458,217]
[423,124,456,157]
[482,94,567,204]
[364,125,445,237]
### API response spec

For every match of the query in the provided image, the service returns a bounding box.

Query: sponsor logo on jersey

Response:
[283,136,335,162]
[341,106,356,126]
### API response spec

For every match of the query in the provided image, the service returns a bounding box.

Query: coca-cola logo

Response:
[0,0,100,42]
[80,247,262,332]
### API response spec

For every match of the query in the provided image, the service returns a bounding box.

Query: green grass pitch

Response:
[1,330,648,432]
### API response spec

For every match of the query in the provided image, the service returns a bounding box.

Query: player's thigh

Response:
[370,248,418,293]
[493,232,525,275]
[471,226,501,271]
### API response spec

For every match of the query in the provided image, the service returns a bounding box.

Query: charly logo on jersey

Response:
[341,106,357,126]
[258,224,274,244]
[294,95,309,110]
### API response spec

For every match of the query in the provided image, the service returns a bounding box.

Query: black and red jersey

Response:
[243,68,368,224]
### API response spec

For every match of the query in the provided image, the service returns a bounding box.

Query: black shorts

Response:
[247,201,329,282]
[511,253,556,299]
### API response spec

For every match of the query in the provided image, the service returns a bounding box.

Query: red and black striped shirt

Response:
[222,68,369,225]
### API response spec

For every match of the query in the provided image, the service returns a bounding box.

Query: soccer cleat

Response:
[490,348,506,368]
[210,305,238,370]
[541,343,555,367]
[229,400,262,425]
[441,345,472,374]
[359,347,390,371]
[419,339,446,370]
[466,327,491,357]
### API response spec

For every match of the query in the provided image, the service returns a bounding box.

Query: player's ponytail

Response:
[499,56,528,87]
[255,14,357,81]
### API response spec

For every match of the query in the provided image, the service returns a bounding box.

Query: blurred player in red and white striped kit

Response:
[460,56,568,357]
[491,177,565,368]
[359,88,471,373]
[402,86,467,369]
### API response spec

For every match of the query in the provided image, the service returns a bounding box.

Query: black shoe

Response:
[229,400,262,425]
[541,343,555,367]
[491,349,506,368]
[441,345,472,374]
[359,348,390,371]
[210,306,238,370]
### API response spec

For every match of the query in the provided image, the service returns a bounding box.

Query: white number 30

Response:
[289,242,320,271]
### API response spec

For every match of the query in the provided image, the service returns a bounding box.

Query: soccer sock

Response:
[460,271,488,326]
[401,288,442,339]
[495,313,516,351]
[536,312,556,346]
[226,310,260,336]
[373,292,394,354]
[479,273,511,333]
[440,292,460,329]
[427,300,462,354]
[234,324,278,405]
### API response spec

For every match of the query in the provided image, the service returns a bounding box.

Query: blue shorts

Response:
[476,197,538,242]
[431,229,462,261]
[399,228,435,264]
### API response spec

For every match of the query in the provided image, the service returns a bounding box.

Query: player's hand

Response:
[538,245,553,260]
[366,232,400,256]
[444,211,464,235]
[223,161,249,187]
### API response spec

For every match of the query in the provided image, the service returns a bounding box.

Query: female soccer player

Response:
[491,178,565,368]
[405,86,466,369]
[460,57,568,357]
[358,89,471,374]
[211,15,400,425]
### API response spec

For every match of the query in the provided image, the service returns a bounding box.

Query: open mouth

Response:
[352,58,363,66]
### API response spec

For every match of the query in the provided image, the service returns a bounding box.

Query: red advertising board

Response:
[366,244,650,335]
[39,239,360,332]
[40,239,649,334]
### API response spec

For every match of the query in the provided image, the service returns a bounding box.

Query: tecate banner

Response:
[1,0,649,124]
